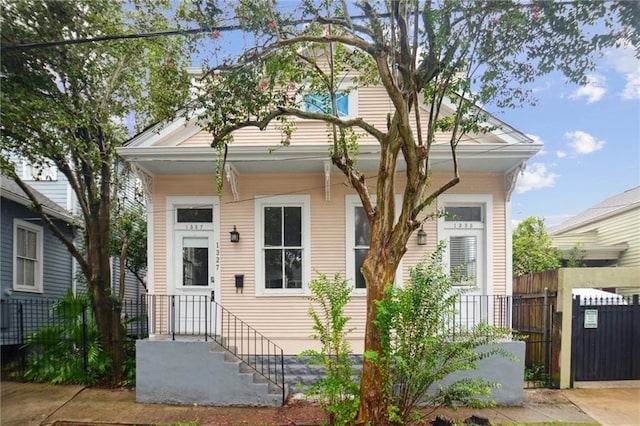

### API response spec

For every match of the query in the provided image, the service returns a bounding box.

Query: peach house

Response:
[118,82,540,406]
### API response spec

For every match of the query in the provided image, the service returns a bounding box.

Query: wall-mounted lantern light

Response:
[230,226,240,243]
[417,225,427,246]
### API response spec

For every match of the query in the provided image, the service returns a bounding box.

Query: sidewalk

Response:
[1,380,638,426]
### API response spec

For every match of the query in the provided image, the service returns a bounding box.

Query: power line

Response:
[1,14,380,52]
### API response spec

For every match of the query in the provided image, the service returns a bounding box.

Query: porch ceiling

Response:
[120,143,541,176]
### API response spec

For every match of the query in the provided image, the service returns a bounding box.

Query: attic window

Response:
[304,93,349,117]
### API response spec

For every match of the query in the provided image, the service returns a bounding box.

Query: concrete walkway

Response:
[1,380,639,425]
[563,381,640,426]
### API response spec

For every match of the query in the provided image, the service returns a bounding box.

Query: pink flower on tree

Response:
[268,21,276,30]
[211,30,221,39]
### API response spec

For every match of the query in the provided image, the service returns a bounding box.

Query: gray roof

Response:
[551,186,640,234]
[1,174,74,222]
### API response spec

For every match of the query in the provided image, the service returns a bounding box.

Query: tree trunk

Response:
[356,236,405,425]
[86,204,125,384]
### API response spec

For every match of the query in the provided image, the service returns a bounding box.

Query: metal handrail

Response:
[150,295,285,404]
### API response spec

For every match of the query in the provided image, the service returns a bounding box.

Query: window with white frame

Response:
[346,195,401,291]
[299,79,358,119]
[13,219,44,293]
[255,195,310,294]
[304,93,350,117]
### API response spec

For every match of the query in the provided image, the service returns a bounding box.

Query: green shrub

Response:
[376,244,511,424]
[21,291,112,385]
[299,272,359,425]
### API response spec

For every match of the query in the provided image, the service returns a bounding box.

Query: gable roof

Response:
[551,186,640,235]
[1,174,74,222]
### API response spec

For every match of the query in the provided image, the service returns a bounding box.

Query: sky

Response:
[489,42,640,228]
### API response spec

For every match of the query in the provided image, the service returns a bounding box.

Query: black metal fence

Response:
[0,296,148,379]
[571,294,640,383]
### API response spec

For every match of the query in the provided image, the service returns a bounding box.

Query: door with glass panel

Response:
[443,205,486,331]
[172,205,218,336]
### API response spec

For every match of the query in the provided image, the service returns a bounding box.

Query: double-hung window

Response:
[13,219,44,293]
[346,195,401,292]
[256,195,310,294]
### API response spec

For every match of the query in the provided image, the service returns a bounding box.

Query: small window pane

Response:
[450,236,477,285]
[305,92,348,117]
[285,249,302,288]
[264,207,282,246]
[182,237,208,286]
[354,206,370,246]
[16,258,25,285]
[284,207,302,246]
[355,248,368,289]
[25,230,37,258]
[265,249,283,288]
[177,208,212,223]
[23,260,35,287]
[445,206,482,222]
[17,228,26,257]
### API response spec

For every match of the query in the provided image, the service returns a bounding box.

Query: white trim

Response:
[437,194,493,296]
[13,219,44,293]
[254,195,311,296]
[506,201,513,298]
[166,196,220,299]
[345,194,402,295]
[147,199,155,294]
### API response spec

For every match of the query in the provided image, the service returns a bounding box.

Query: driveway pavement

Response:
[1,380,639,425]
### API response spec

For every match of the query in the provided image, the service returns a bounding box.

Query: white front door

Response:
[439,200,490,330]
[167,197,220,336]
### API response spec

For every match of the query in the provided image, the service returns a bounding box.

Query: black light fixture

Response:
[230,226,240,243]
[417,225,427,246]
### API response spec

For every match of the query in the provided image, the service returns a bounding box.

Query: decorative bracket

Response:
[324,161,331,201]
[225,163,240,202]
[505,161,527,201]
[131,164,154,202]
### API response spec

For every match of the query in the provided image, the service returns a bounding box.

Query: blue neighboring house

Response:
[1,173,77,352]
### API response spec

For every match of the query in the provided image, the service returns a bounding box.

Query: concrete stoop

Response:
[136,339,283,407]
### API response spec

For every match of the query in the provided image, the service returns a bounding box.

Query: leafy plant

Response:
[299,273,359,425]
[20,291,112,385]
[376,244,511,424]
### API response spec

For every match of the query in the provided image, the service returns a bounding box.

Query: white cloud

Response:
[564,130,606,155]
[605,42,640,100]
[570,74,607,103]
[515,163,559,194]
[621,71,640,100]
[556,151,567,158]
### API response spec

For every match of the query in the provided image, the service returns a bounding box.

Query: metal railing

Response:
[146,295,285,404]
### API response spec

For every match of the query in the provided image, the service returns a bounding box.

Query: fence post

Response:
[18,302,25,373]
[82,303,88,373]
[543,287,550,387]
[632,295,640,379]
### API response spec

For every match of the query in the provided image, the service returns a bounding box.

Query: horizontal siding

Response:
[553,208,640,268]
[179,85,499,148]
[152,171,508,353]
[1,198,74,301]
